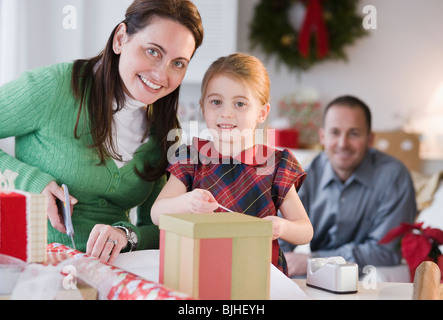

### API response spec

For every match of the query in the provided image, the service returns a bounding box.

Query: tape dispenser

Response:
[306,256,358,294]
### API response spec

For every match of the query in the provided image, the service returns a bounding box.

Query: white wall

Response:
[23,0,132,70]
[237,0,443,131]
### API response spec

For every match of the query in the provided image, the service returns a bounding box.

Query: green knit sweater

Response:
[0,62,166,252]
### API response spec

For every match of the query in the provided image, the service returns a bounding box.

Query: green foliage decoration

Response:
[249,0,368,71]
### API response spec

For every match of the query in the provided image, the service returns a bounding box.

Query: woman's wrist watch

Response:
[115,226,138,252]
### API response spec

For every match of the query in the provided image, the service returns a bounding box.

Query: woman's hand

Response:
[186,189,219,213]
[86,225,128,264]
[41,180,78,233]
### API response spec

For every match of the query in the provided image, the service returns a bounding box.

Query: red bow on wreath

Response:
[298,0,329,58]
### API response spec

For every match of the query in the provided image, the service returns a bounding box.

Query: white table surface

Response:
[113,250,308,300]
[113,250,413,300]
[293,279,413,300]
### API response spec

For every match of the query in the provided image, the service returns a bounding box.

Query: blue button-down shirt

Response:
[280,148,417,268]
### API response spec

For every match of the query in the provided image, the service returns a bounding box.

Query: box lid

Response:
[159,212,272,239]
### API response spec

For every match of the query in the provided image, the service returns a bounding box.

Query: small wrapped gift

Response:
[0,170,47,263]
[274,129,299,149]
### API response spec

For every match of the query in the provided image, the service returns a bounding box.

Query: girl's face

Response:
[113,16,196,105]
[201,74,270,152]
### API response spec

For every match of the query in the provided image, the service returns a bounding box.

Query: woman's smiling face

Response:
[113,16,196,105]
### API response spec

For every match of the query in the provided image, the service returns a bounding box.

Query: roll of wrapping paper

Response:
[47,243,192,300]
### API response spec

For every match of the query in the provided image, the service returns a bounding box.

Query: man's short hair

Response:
[323,95,372,132]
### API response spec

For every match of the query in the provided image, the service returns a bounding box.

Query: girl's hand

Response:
[86,224,128,264]
[284,252,310,277]
[263,215,284,240]
[186,189,219,213]
[41,180,78,233]
[150,175,220,225]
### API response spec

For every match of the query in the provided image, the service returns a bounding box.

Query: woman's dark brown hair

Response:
[71,0,204,181]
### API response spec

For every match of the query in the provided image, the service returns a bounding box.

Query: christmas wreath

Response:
[249,0,368,71]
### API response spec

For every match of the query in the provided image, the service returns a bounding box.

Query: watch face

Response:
[129,231,138,244]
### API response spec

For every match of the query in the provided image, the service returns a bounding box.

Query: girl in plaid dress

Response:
[151,53,313,275]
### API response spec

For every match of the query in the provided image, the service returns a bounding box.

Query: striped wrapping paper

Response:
[47,243,192,300]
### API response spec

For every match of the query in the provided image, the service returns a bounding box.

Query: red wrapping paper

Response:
[47,243,192,300]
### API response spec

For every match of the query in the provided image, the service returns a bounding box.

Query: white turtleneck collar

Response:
[112,95,149,168]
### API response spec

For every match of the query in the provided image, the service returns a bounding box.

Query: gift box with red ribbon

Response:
[0,191,47,263]
[159,212,272,300]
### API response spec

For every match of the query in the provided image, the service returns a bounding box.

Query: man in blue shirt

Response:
[281,95,417,277]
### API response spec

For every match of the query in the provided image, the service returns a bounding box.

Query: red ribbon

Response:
[298,0,329,58]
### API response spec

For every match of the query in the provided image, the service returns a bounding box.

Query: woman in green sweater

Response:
[0,0,203,263]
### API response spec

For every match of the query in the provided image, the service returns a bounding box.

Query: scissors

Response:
[62,184,76,250]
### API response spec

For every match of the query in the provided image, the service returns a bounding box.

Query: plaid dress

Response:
[167,138,306,275]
